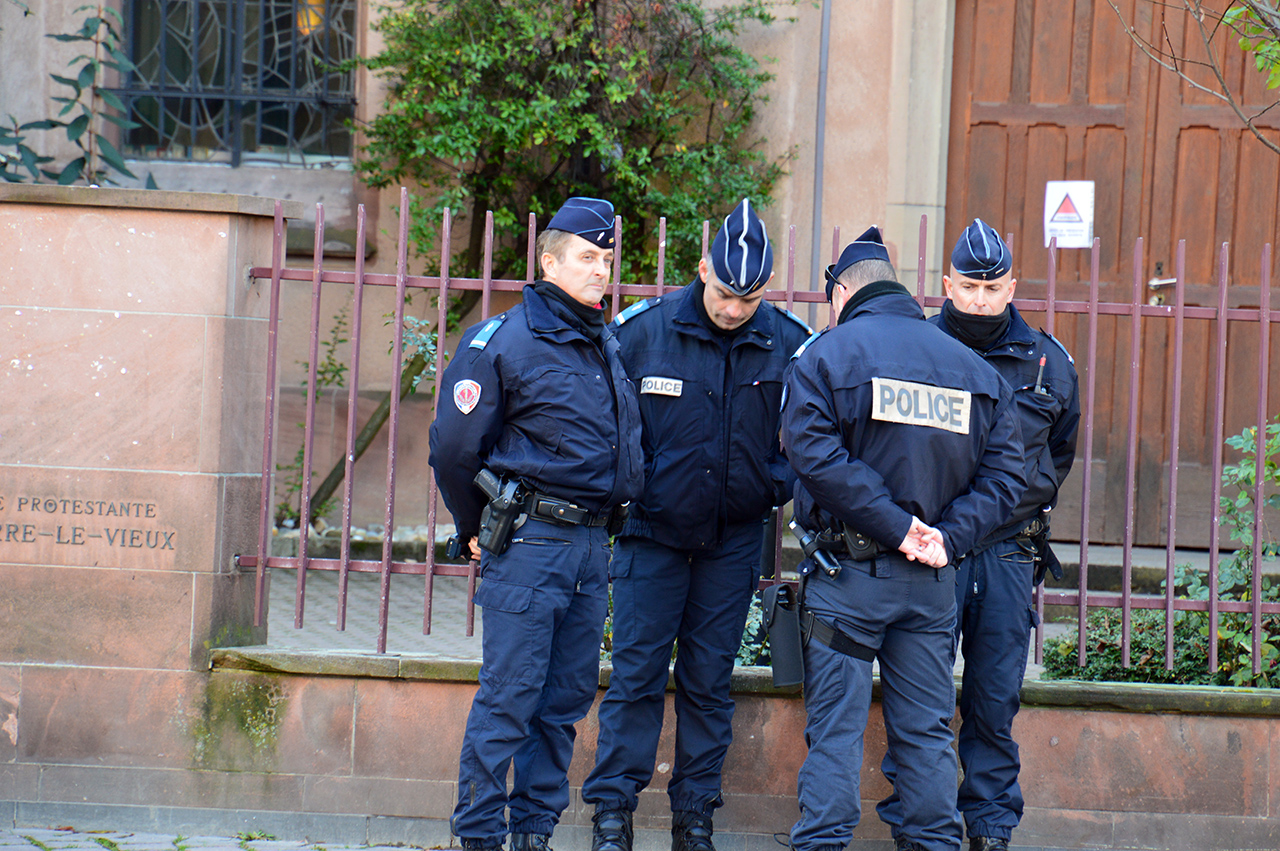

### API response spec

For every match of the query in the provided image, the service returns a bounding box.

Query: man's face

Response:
[699,258,769,331]
[542,233,614,306]
[943,268,1017,315]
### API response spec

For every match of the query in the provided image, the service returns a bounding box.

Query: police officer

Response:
[782,227,1027,851]
[583,199,812,851]
[878,219,1080,851]
[428,197,644,851]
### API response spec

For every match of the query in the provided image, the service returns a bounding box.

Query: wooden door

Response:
[946,0,1280,546]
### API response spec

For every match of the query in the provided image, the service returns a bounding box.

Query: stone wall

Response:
[0,185,297,822]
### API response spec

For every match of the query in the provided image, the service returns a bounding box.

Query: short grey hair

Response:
[837,259,897,290]
[536,229,576,276]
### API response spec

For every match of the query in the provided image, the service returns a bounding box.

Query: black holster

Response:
[1031,530,1063,585]
[762,583,805,688]
[474,469,526,556]
[606,502,629,537]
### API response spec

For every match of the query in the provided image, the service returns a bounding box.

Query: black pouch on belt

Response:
[762,584,805,688]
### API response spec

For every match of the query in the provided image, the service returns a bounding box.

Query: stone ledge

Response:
[0,184,307,219]
[210,648,1280,716]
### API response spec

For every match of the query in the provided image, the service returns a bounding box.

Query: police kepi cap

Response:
[545,197,616,248]
[710,198,773,295]
[824,226,890,301]
[951,218,1011,280]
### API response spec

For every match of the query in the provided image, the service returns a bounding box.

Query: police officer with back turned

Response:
[878,219,1080,851]
[428,196,644,851]
[583,199,812,851]
[781,227,1026,851]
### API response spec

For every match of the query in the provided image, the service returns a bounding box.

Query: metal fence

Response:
[239,189,1279,676]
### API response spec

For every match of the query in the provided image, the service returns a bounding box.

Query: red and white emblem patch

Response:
[453,379,482,414]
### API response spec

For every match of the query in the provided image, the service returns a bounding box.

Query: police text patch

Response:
[871,377,970,434]
[640,376,683,397]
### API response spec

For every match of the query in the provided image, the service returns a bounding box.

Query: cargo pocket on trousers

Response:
[472,579,536,684]
[473,578,533,614]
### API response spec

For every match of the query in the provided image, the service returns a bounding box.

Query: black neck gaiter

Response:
[533,280,607,341]
[836,280,910,325]
[942,300,1010,351]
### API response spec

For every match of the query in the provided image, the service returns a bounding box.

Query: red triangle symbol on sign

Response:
[1051,194,1083,223]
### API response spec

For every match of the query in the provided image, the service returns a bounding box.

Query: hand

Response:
[468,536,482,561]
[898,516,948,568]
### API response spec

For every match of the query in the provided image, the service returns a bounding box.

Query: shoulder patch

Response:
[780,308,814,336]
[613,297,659,327]
[468,314,508,350]
[1043,330,1075,365]
[791,329,824,360]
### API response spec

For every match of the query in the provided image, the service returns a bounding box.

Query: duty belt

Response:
[814,527,886,561]
[528,492,613,527]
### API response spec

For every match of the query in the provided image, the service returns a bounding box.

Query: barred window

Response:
[108,0,356,165]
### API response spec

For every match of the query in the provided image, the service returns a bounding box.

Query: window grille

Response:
[107,0,356,166]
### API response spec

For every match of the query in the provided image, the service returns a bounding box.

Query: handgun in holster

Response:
[473,469,527,556]
[1024,512,1062,585]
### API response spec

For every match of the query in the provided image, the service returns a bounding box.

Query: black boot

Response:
[969,838,1010,851]
[893,839,927,851]
[508,834,552,851]
[591,808,633,851]
[671,812,715,851]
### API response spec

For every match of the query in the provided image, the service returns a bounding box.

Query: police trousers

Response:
[790,553,962,851]
[583,522,763,815]
[877,538,1034,841]
[451,518,612,846]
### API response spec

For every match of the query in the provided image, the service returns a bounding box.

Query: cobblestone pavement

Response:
[0,828,405,851]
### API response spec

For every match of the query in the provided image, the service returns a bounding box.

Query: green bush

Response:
[1042,607,1214,684]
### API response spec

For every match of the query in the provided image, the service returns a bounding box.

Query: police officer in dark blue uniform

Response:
[428,197,644,851]
[582,199,812,851]
[782,227,1027,851]
[878,219,1080,851]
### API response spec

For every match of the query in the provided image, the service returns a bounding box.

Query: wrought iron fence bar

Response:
[481,211,495,320]
[239,555,474,578]
[611,216,623,321]
[424,207,453,636]
[1207,241,1230,673]
[1251,243,1273,674]
[1039,591,1280,614]
[337,204,369,633]
[1119,238,1145,668]
[376,189,413,654]
[657,218,668,296]
[526,214,537,284]
[296,202,327,629]
[785,226,797,314]
[1164,241,1187,670]
[1045,240,1056,337]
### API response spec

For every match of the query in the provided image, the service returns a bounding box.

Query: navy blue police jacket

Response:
[610,279,813,550]
[428,284,644,541]
[931,303,1080,548]
[782,285,1027,563]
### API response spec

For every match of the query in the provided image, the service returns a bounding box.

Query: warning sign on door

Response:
[1043,181,1094,248]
